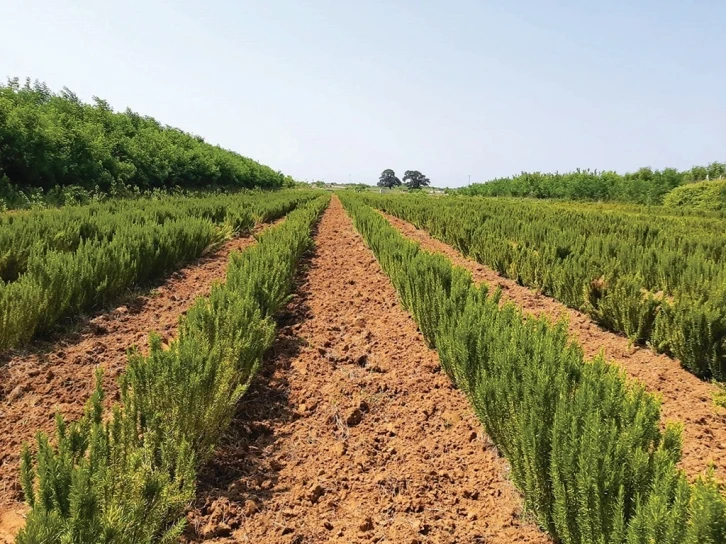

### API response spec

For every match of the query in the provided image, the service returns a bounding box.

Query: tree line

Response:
[0,78,289,201]
[458,163,726,204]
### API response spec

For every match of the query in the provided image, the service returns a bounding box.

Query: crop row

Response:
[0,190,318,352]
[340,193,726,544]
[15,194,330,542]
[359,193,726,381]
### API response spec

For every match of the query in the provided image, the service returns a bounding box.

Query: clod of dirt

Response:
[5,385,25,402]
[243,500,258,517]
[332,442,347,456]
[442,410,462,426]
[307,483,325,504]
[359,517,374,532]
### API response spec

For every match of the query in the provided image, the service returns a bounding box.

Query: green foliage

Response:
[0,78,286,197]
[358,193,726,381]
[664,180,726,211]
[460,163,726,204]
[0,190,318,352]
[378,169,402,188]
[339,192,726,544]
[402,170,430,190]
[17,194,330,543]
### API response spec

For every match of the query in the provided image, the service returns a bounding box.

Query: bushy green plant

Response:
[663,180,726,211]
[458,162,725,204]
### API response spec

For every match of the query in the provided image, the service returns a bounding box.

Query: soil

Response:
[380,211,726,482]
[0,224,273,529]
[184,197,548,544]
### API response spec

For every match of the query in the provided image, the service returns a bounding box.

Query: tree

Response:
[378,169,401,188]
[403,170,430,190]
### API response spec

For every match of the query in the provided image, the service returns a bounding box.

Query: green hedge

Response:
[340,193,726,544]
[16,194,330,543]
[359,193,726,381]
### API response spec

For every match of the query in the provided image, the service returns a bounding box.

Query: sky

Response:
[1,1,724,188]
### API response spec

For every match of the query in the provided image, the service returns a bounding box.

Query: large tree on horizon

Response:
[403,170,430,190]
[378,169,401,188]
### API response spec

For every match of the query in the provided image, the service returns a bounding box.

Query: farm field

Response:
[361,194,726,381]
[2,193,726,544]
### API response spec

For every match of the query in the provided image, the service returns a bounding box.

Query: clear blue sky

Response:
[2,1,724,187]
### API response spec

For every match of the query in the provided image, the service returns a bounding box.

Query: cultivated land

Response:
[0,226,269,509]
[1,193,725,543]
[380,211,726,482]
[182,197,547,543]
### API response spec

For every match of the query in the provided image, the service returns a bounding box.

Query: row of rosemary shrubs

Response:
[359,193,726,381]
[0,190,317,352]
[16,194,330,543]
[339,193,726,544]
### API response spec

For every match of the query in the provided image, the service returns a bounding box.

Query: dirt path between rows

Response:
[380,211,726,482]
[0,223,276,530]
[184,197,548,544]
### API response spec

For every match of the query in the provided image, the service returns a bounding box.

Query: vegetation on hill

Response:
[0,78,289,207]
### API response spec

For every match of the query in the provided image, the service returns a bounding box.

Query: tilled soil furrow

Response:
[0,225,271,513]
[185,197,548,544]
[380,210,726,482]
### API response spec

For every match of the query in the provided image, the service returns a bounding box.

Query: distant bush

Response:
[663,180,726,211]
[0,78,286,198]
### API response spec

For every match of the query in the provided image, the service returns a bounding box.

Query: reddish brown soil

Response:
[0,227,270,521]
[184,197,549,544]
[381,211,726,482]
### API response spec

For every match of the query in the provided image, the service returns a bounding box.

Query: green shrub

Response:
[458,163,725,205]
[663,180,726,211]
[0,78,286,194]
